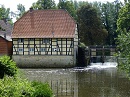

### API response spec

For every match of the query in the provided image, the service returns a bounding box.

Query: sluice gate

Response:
[85,45,117,64]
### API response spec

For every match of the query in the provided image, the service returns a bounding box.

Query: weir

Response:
[85,45,117,64]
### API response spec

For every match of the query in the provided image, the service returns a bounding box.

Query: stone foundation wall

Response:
[12,55,75,68]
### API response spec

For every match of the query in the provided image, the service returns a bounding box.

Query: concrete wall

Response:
[12,55,75,68]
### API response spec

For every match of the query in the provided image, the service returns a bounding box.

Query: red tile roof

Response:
[12,9,76,38]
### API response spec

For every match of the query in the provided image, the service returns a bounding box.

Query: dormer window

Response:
[18,38,24,43]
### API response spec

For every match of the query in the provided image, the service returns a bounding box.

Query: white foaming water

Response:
[88,62,118,69]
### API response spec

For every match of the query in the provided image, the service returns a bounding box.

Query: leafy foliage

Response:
[101,1,121,45]
[0,56,17,78]
[0,5,10,19]
[0,5,12,23]
[0,76,34,97]
[77,4,108,45]
[16,4,26,19]
[117,3,130,33]
[32,0,56,9]
[0,75,53,97]
[0,56,53,97]
[116,2,130,77]
[116,30,130,77]
[91,1,122,45]
[32,81,53,97]
[58,0,76,19]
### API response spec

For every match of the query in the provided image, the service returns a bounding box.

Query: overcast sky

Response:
[0,0,116,12]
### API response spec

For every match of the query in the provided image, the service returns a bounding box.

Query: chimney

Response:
[30,7,34,28]
[30,7,33,13]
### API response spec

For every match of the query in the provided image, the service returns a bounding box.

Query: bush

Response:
[0,75,53,97]
[78,42,86,48]
[0,76,34,97]
[0,56,53,97]
[0,56,17,78]
[32,81,53,97]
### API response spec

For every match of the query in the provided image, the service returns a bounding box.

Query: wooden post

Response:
[102,46,104,63]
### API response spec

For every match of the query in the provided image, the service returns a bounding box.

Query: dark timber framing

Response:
[13,38,74,56]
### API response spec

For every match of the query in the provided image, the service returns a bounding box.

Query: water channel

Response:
[22,57,130,97]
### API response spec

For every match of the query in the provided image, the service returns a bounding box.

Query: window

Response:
[43,38,50,44]
[18,38,24,43]
[29,48,34,52]
[41,48,46,52]
[53,48,59,52]
[29,38,34,41]
[18,48,23,52]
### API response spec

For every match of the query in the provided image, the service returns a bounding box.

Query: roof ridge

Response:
[27,9,66,11]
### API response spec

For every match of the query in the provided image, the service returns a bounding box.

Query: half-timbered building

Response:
[12,9,78,68]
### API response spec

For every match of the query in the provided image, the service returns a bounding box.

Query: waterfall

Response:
[88,56,118,69]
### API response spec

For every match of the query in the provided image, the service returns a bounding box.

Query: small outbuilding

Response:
[0,36,12,56]
[12,9,78,68]
[0,20,12,56]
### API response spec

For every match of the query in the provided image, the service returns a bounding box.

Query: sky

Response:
[0,0,117,12]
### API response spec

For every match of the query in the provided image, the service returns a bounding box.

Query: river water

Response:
[22,62,130,97]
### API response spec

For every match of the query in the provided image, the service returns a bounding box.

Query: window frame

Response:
[42,38,50,44]
[18,48,23,52]
[40,48,46,52]
[29,48,34,52]
[18,38,24,43]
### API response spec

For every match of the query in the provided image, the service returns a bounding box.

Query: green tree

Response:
[17,4,26,19]
[117,2,130,33]
[32,0,56,9]
[77,4,108,45]
[91,1,122,45]
[116,2,130,77]
[73,0,78,10]
[58,0,76,19]
[0,5,12,23]
[78,1,89,8]
[101,1,121,45]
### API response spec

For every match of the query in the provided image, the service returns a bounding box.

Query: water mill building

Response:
[12,9,78,68]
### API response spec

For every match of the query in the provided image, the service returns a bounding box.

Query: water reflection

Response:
[23,63,130,97]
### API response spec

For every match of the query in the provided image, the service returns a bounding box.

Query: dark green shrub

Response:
[0,56,17,78]
[0,75,54,97]
[32,81,53,97]
[0,76,34,97]
[0,56,53,97]
[78,42,86,48]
